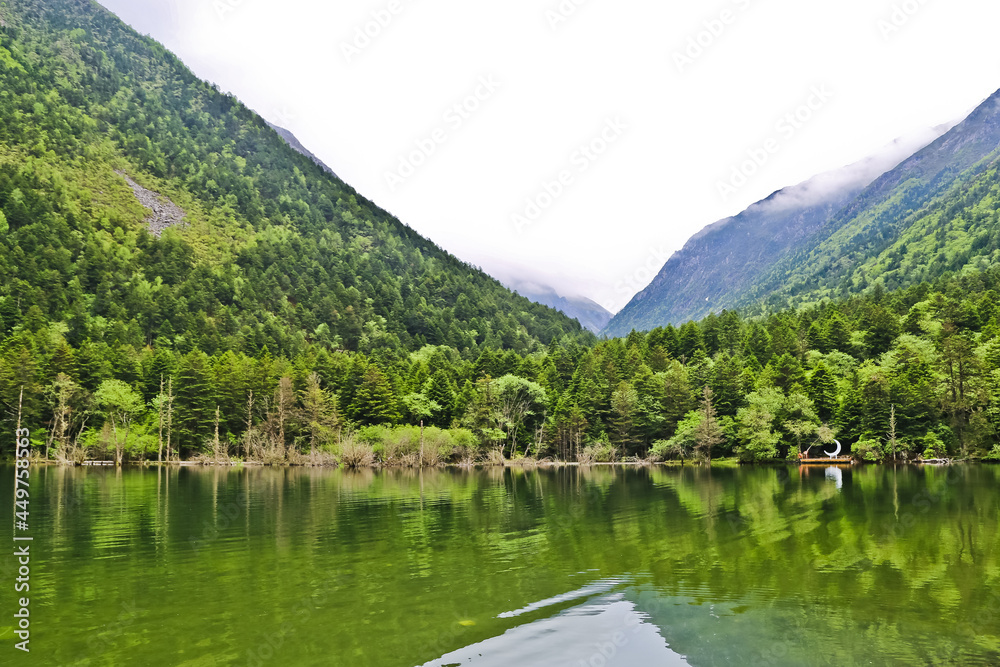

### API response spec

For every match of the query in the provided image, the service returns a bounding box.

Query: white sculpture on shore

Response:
[825,440,842,459]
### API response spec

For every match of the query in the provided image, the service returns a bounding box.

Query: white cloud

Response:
[756,121,959,215]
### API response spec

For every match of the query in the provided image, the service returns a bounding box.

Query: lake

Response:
[2,463,999,666]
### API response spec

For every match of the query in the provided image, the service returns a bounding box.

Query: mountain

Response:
[0,0,592,358]
[504,282,612,334]
[603,124,954,336]
[266,121,339,180]
[740,88,1000,313]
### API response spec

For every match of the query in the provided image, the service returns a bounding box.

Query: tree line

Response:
[4,265,1000,464]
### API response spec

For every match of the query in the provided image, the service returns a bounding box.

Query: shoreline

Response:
[9,457,989,470]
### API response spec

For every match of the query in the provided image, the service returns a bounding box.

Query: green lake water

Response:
[2,463,999,666]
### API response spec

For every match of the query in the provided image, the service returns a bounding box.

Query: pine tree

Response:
[808,362,838,423]
[299,372,340,459]
[423,370,455,427]
[173,350,215,456]
[806,321,829,353]
[610,381,639,453]
[768,353,806,393]
[678,322,706,360]
[351,366,399,425]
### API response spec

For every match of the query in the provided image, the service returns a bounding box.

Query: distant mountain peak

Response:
[266,121,339,180]
[504,280,612,334]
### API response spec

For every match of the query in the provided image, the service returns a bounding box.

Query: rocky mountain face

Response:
[602,123,955,336]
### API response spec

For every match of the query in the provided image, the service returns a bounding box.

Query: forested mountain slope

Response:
[5,0,1000,467]
[0,0,591,360]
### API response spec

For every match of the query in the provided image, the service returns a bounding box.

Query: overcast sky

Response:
[96,0,1000,313]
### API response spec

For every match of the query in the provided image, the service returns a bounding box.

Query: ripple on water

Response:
[421,584,687,667]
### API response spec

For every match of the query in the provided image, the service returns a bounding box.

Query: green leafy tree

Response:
[401,392,442,427]
[493,374,547,458]
[735,388,784,462]
[94,379,145,465]
[782,391,820,458]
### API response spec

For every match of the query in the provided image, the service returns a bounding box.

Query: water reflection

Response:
[1,464,998,666]
[824,466,843,490]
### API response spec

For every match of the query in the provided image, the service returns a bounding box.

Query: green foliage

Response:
[581,441,618,463]
[853,438,886,462]
[6,261,1000,463]
[93,378,143,415]
[4,257,1000,463]
[920,432,947,460]
[651,411,701,461]
[489,374,547,457]
[400,393,441,424]
[351,366,399,425]
[355,424,477,465]
[735,388,784,462]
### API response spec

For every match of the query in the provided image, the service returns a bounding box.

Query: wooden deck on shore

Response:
[799,457,855,465]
